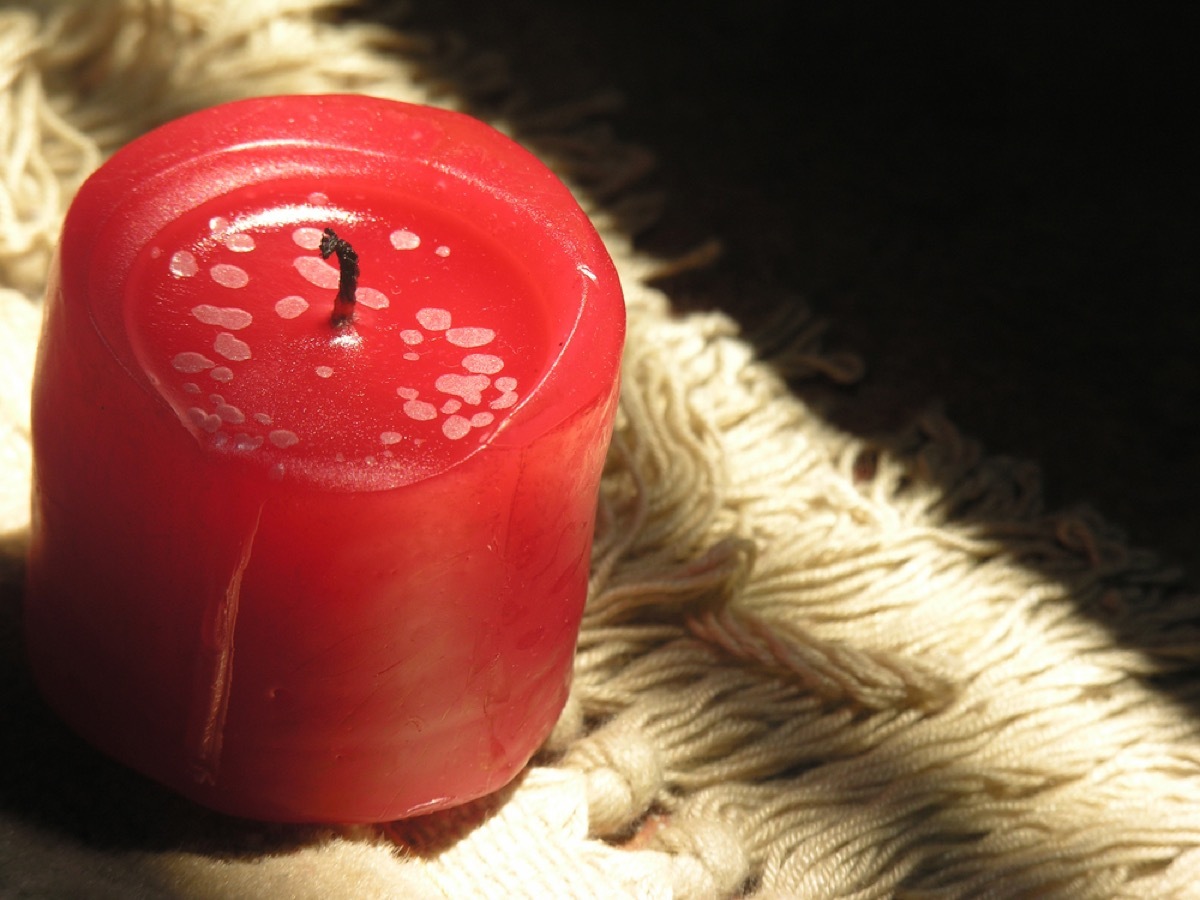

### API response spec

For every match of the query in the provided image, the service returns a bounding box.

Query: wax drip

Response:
[319,228,359,328]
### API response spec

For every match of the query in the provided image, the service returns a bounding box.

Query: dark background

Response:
[383,2,1198,575]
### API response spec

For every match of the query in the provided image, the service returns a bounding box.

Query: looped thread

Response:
[562,718,665,837]
[688,607,957,712]
[652,818,750,900]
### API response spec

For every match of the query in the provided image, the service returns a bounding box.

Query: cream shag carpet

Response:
[3,3,1200,898]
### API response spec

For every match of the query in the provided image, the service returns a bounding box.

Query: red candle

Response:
[25,95,624,823]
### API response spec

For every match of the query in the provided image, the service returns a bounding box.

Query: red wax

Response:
[25,95,624,822]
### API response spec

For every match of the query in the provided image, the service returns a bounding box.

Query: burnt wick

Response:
[319,228,359,328]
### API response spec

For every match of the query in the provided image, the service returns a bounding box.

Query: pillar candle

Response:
[25,94,624,823]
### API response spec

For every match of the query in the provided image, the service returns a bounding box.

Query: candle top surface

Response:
[131,181,548,486]
[61,95,624,491]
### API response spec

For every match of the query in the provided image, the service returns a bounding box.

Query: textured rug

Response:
[4,3,1200,898]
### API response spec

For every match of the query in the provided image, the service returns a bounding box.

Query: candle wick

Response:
[319,228,359,328]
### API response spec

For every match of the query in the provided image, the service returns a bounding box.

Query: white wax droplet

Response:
[214,332,251,361]
[462,353,504,374]
[446,327,495,348]
[400,329,424,345]
[403,400,437,421]
[435,245,451,258]
[294,255,339,288]
[216,402,244,424]
[390,229,421,250]
[173,352,214,373]
[210,367,234,383]
[316,366,333,378]
[275,295,309,319]
[380,432,403,445]
[188,408,222,433]
[183,382,200,394]
[212,432,230,449]
[292,227,323,249]
[234,433,264,451]
[442,416,470,439]
[253,412,272,425]
[471,412,495,428]
[495,377,518,392]
[355,287,389,310]
[169,250,198,278]
[191,305,252,330]
[269,430,299,448]
[308,192,329,205]
[416,308,451,331]
[441,399,462,415]
[224,233,256,252]
[403,352,419,361]
[578,264,598,282]
[490,392,518,410]
[209,217,230,236]
[211,264,249,288]
[396,386,419,400]
[435,373,490,405]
